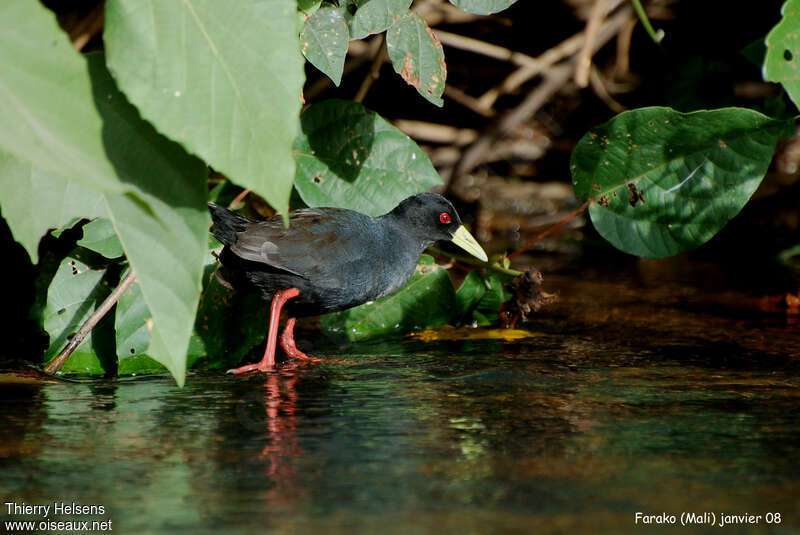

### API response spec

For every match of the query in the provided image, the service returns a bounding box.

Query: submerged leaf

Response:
[571,107,792,258]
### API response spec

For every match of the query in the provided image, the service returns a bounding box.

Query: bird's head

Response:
[388,193,488,262]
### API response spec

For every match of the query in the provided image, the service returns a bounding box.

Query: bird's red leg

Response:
[280,318,325,363]
[227,288,301,374]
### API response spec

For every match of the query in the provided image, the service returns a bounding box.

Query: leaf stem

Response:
[427,247,523,277]
[630,0,664,44]
[43,269,137,376]
[507,201,588,260]
[354,35,387,103]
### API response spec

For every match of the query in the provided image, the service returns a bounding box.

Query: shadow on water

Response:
[1,261,799,534]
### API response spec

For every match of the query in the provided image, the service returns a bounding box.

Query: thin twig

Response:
[434,29,540,67]
[574,0,609,88]
[44,269,137,375]
[229,188,251,209]
[427,247,523,277]
[589,66,626,113]
[477,3,631,110]
[630,0,664,44]
[449,62,573,183]
[69,3,105,51]
[444,85,495,117]
[354,35,387,103]
[508,202,588,260]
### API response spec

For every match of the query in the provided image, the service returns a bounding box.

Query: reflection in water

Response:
[1,267,799,534]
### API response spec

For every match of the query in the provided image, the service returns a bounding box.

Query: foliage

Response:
[571,108,793,258]
[1,0,796,383]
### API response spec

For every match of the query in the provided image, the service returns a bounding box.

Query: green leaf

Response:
[42,250,117,375]
[301,5,349,86]
[571,107,792,258]
[473,272,512,325]
[77,218,124,259]
[0,151,104,263]
[347,0,411,40]
[104,0,305,215]
[0,1,129,195]
[321,255,456,341]
[455,271,486,323]
[115,271,167,375]
[293,100,443,215]
[447,0,517,15]
[87,54,210,387]
[187,264,268,370]
[299,0,323,12]
[385,12,446,106]
[764,0,800,111]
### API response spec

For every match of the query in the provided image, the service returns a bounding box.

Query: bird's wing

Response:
[229,208,369,283]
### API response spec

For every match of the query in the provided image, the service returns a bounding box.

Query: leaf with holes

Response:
[105,0,304,216]
[571,107,792,258]
[346,0,411,40]
[321,255,456,341]
[0,151,105,263]
[764,0,800,110]
[42,250,117,375]
[301,5,349,86]
[294,100,442,215]
[78,218,124,259]
[385,12,446,106]
[447,0,517,15]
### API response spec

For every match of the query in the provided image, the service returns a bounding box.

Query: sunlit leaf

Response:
[0,1,129,196]
[0,151,104,263]
[77,218,124,259]
[301,5,349,85]
[105,0,305,215]
[571,107,791,258]
[385,12,446,106]
[346,0,411,40]
[321,255,456,341]
[764,0,800,110]
[88,54,209,387]
[294,100,442,215]
[447,0,517,15]
[43,250,117,375]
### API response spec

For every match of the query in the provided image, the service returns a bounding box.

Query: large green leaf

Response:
[448,0,517,15]
[346,0,411,40]
[385,12,446,106]
[321,255,456,341]
[301,5,349,86]
[0,151,104,263]
[764,0,800,110]
[86,54,209,386]
[104,0,305,215]
[294,100,442,215]
[115,271,164,375]
[571,107,792,258]
[0,1,129,195]
[43,250,117,375]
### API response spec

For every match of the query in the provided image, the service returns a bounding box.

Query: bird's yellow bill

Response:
[451,225,488,262]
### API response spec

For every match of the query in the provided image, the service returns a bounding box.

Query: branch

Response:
[44,269,137,375]
[354,35,387,103]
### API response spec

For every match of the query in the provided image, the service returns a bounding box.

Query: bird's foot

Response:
[226,362,274,375]
[280,322,326,363]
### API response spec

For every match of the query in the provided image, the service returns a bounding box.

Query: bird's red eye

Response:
[439,212,451,224]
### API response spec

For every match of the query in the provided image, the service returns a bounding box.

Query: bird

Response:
[209,192,488,374]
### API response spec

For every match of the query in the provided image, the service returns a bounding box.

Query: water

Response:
[2,262,799,534]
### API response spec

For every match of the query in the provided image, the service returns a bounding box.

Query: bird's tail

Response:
[208,203,250,246]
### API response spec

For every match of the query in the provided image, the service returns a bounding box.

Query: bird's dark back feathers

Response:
[208,203,250,246]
